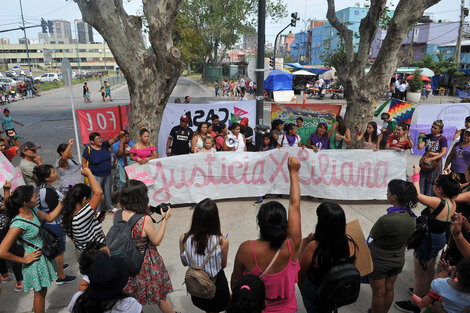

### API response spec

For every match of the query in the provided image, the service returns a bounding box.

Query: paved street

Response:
[0,78,462,312]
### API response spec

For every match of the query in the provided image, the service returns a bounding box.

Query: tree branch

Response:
[326,0,354,64]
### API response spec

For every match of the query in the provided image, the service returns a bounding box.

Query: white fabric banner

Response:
[157,101,257,157]
[417,103,470,129]
[140,149,406,205]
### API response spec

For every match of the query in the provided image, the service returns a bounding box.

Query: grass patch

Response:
[37,76,102,92]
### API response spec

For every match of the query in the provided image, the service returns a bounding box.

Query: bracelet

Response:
[412,173,420,183]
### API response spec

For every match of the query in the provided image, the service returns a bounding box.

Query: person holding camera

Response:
[118,180,175,313]
[179,198,230,312]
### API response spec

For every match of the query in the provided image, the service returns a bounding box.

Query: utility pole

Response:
[74,20,82,76]
[19,0,32,76]
[255,0,266,125]
[454,0,465,95]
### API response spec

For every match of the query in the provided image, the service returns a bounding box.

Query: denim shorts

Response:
[413,231,446,262]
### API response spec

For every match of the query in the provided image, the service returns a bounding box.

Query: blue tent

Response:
[264,69,293,92]
[285,63,330,75]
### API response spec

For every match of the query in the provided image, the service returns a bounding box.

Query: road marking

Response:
[113,84,128,93]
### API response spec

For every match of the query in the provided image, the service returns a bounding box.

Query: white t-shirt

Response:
[278,134,301,148]
[68,291,142,313]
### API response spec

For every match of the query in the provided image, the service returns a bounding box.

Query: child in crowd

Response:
[198,136,216,153]
[278,123,302,148]
[412,258,470,313]
[1,109,24,135]
[100,86,106,102]
[226,274,266,313]
[380,112,396,134]
[260,133,276,152]
[78,241,110,291]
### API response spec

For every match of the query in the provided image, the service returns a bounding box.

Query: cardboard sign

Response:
[346,219,373,277]
[125,163,154,186]
[0,152,25,190]
[76,105,130,144]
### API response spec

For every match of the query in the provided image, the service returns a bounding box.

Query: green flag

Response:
[374,98,391,117]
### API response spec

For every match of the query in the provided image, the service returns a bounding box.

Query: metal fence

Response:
[101,75,126,87]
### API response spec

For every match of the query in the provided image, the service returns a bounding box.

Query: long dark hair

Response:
[257,201,288,250]
[226,274,266,313]
[336,116,346,135]
[32,164,54,185]
[62,183,92,238]
[5,185,34,219]
[435,174,460,198]
[388,179,418,208]
[118,180,148,214]
[72,289,128,313]
[196,122,209,136]
[364,122,378,144]
[183,198,222,255]
[312,202,355,268]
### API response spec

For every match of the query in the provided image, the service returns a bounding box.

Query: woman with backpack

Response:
[297,202,357,313]
[179,198,230,312]
[62,168,105,260]
[231,156,301,313]
[0,185,64,313]
[34,164,76,284]
[395,165,459,312]
[368,180,418,313]
[117,180,175,313]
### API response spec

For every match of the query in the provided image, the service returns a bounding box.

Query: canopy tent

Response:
[320,69,336,80]
[406,75,431,82]
[285,63,331,75]
[264,69,293,92]
[395,67,435,77]
[292,70,317,76]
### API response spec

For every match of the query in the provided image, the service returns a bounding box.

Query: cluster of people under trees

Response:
[214,77,255,99]
[0,107,470,312]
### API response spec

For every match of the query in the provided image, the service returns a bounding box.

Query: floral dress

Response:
[10,207,58,292]
[124,216,173,304]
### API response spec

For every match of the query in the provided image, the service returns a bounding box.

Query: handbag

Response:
[419,136,443,172]
[17,210,61,260]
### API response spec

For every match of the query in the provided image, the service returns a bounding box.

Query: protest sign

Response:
[76,105,129,144]
[0,152,25,190]
[270,103,342,128]
[125,163,154,186]
[346,219,373,277]
[417,103,470,129]
[409,125,456,157]
[133,149,406,205]
[158,101,256,157]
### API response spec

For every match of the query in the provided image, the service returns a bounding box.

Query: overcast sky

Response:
[0,0,463,45]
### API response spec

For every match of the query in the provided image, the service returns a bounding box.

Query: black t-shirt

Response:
[243,127,256,151]
[169,125,193,155]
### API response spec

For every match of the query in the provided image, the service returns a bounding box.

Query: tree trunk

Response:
[76,0,184,146]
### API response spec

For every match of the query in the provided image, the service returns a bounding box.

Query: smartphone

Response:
[97,210,107,222]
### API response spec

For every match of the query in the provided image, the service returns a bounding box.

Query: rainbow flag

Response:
[388,99,415,124]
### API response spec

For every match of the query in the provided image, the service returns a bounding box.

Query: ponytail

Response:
[5,185,35,219]
[62,183,91,238]
[226,274,266,313]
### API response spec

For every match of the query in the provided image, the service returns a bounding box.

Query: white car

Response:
[34,73,61,83]
[0,77,17,87]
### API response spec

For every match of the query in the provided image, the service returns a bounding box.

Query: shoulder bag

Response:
[419,136,443,172]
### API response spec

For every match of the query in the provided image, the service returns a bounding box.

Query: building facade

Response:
[51,20,73,44]
[76,20,94,44]
[438,40,470,69]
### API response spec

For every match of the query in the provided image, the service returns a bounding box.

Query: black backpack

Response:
[106,211,146,275]
[318,261,361,312]
[17,210,61,260]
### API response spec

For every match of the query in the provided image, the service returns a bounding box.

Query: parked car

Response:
[34,73,61,83]
[12,65,20,69]
[0,77,17,88]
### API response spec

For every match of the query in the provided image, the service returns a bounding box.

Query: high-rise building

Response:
[0,38,10,45]
[38,33,49,44]
[51,20,72,43]
[76,20,94,44]
[243,33,257,50]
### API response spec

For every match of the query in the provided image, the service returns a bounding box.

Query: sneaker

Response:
[63,264,69,271]
[56,275,76,285]
[14,281,23,292]
[394,300,420,313]
[253,198,263,206]
[408,287,414,296]
[0,274,12,283]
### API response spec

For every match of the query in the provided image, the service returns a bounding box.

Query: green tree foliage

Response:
[172,12,205,64]
[407,69,424,92]
[182,0,287,65]
[411,53,463,76]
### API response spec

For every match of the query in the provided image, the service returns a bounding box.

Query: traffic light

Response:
[47,20,54,34]
[41,18,47,33]
[291,12,298,27]
[269,57,274,69]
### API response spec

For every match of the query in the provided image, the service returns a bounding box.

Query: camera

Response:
[451,214,458,222]
[149,203,172,215]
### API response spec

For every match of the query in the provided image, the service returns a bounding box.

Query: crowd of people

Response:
[0,106,469,313]
[214,77,255,99]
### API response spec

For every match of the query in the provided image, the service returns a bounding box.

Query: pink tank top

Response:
[130,146,156,159]
[243,238,300,313]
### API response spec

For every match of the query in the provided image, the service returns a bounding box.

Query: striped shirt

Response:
[181,235,223,278]
[72,203,105,252]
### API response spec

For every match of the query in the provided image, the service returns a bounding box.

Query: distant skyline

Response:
[0,0,463,45]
